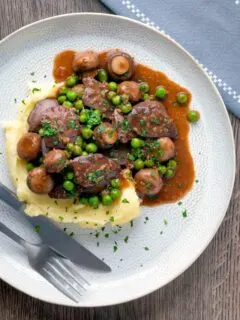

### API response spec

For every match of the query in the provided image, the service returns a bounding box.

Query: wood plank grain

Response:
[0,1,239,319]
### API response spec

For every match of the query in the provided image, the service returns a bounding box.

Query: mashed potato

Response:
[4,83,140,228]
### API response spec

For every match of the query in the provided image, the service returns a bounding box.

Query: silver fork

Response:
[0,222,89,302]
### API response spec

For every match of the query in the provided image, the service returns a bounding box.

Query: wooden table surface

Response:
[0,0,239,319]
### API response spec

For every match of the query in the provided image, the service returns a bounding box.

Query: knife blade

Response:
[0,182,111,272]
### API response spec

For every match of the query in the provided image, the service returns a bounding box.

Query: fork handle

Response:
[0,183,42,245]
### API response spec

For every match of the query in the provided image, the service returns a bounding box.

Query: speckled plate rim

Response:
[0,13,235,306]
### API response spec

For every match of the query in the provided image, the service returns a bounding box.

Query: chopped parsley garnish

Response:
[66,119,78,129]
[144,217,149,224]
[86,170,104,183]
[122,198,129,203]
[34,225,40,233]
[163,219,168,225]
[58,216,64,222]
[140,119,146,126]
[141,128,147,136]
[130,220,133,227]
[97,242,100,247]
[124,236,129,243]
[32,87,41,93]
[178,201,183,206]
[182,210,188,218]
[21,100,25,105]
[30,72,35,76]
[113,245,118,252]
[14,98,17,103]
[121,119,129,132]
[109,216,115,222]
[151,117,160,124]
[40,121,57,137]
[95,232,100,238]
[104,233,109,238]
[195,179,199,183]
[69,232,74,237]
[144,246,149,251]
[63,227,67,232]
[84,109,101,128]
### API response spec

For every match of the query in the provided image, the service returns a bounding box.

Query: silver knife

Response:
[0,182,111,272]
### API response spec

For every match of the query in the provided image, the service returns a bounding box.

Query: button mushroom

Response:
[118,81,141,103]
[43,149,68,173]
[158,137,176,162]
[17,133,41,161]
[134,168,163,196]
[27,167,54,194]
[72,50,99,72]
[93,122,118,149]
[107,51,135,81]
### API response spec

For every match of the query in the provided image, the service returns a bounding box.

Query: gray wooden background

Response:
[0,0,239,319]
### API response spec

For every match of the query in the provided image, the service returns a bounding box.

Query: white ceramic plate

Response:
[0,13,235,306]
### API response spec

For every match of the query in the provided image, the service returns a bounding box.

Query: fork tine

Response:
[44,261,84,296]
[40,266,81,303]
[49,257,87,292]
[52,257,90,286]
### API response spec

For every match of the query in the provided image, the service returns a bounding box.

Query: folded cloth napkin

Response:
[100,0,240,118]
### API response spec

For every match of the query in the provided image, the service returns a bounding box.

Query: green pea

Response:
[134,159,145,170]
[86,143,98,153]
[107,91,116,100]
[176,92,188,104]
[63,180,74,191]
[143,93,149,101]
[110,188,121,200]
[82,127,93,139]
[139,82,150,93]
[121,94,129,103]
[63,101,73,108]
[168,159,177,170]
[65,172,74,180]
[165,169,174,178]
[82,151,88,156]
[66,142,74,152]
[187,110,200,123]
[26,163,35,171]
[94,109,102,117]
[79,113,88,123]
[97,69,108,82]
[80,197,89,205]
[89,196,99,209]
[155,86,167,99]
[66,75,77,87]
[64,150,72,159]
[131,138,144,149]
[74,100,84,110]
[73,145,82,156]
[158,165,167,175]
[111,95,121,106]
[120,103,132,114]
[144,159,154,167]
[128,154,135,161]
[111,179,120,189]
[102,194,113,206]
[66,90,78,102]
[75,136,83,146]
[108,82,118,91]
[58,86,68,95]
[58,95,67,104]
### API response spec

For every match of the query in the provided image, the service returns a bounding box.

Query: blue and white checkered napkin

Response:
[100,0,240,118]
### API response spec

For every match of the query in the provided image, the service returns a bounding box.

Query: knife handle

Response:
[0,182,42,245]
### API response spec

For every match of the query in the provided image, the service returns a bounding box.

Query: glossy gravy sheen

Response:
[53,50,195,206]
